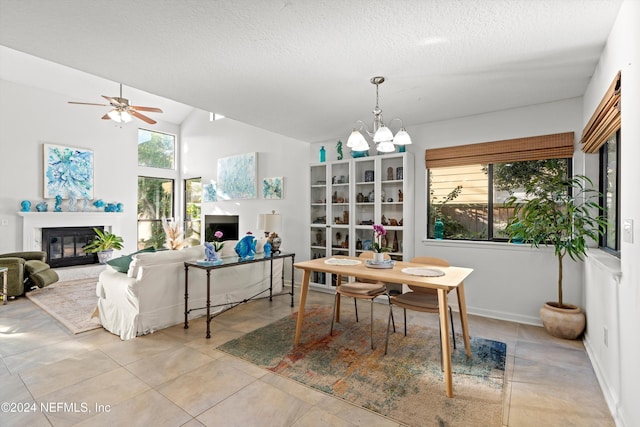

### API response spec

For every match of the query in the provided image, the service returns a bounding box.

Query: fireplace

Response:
[204,215,239,242]
[42,226,103,268]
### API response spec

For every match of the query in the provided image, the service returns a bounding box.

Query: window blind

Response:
[581,71,621,154]
[425,132,574,169]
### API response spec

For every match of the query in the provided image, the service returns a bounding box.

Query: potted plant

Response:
[83,227,124,264]
[505,174,607,339]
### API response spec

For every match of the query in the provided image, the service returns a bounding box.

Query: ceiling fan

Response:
[68,83,163,124]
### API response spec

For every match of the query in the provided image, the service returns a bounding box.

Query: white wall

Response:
[0,79,180,255]
[581,2,640,426]
[180,109,309,266]
[312,97,585,325]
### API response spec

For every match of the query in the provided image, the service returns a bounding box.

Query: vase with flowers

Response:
[205,230,224,261]
[372,224,392,263]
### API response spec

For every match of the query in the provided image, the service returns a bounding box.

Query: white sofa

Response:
[96,239,283,340]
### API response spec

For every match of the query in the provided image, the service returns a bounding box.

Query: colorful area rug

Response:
[218,306,506,427]
[26,278,101,334]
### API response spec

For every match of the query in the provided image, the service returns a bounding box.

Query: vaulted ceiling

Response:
[0,0,623,143]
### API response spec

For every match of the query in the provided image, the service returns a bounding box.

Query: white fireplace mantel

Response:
[18,212,124,251]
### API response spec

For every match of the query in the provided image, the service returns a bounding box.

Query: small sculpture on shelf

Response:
[235,232,257,259]
[336,140,343,160]
[398,189,404,202]
[54,195,62,212]
[20,200,31,212]
[387,167,394,180]
[36,201,48,212]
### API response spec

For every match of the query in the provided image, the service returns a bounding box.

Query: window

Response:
[137,176,174,249]
[428,159,570,240]
[599,131,620,254]
[425,132,574,241]
[138,129,175,169]
[184,178,202,245]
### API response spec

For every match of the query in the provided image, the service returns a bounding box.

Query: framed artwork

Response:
[217,152,257,200]
[43,144,94,199]
[203,182,218,202]
[263,177,283,199]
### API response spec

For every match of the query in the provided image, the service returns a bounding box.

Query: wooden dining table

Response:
[293,255,474,398]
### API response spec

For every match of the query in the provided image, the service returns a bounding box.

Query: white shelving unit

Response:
[308,152,414,290]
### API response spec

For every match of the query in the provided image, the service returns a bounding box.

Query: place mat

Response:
[324,258,361,266]
[402,267,445,277]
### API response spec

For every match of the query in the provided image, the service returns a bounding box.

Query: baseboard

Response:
[584,335,625,427]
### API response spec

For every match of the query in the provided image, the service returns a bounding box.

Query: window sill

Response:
[421,238,556,252]
[586,248,622,283]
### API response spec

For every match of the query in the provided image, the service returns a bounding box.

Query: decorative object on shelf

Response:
[36,201,48,212]
[235,232,257,260]
[336,140,343,160]
[398,189,403,202]
[351,149,368,158]
[319,146,326,162]
[105,203,117,212]
[364,170,374,182]
[381,215,388,225]
[392,231,399,252]
[362,239,372,250]
[357,193,364,203]
[434,218,444,240]
[346,76,412,154]
[217,152,258,200]
[20,200,31,212]
[263,176,284,199]
[263,241,272,257]
[204,242,220,262]
[116,203,124,212]
[162,217,188,250]
[54,195,62,212]
[396,167,403,180]
[83,227,124,264]
[268,232,282,253]
[43,144,94,199]
[93,199,105,209]
[68,194,77,211]
[387,167,394,180]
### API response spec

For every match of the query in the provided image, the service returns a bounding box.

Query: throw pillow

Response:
[107,247,155,273]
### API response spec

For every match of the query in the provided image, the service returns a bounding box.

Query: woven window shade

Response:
[425,132,574,169]
[581,71,621,153]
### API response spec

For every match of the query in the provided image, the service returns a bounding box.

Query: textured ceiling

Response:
[0,0,623,143]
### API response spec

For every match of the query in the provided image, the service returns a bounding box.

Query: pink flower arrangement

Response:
[212,230,224,251]
[372,224,392,253]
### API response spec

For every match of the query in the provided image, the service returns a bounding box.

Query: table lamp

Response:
[257,210,283,252]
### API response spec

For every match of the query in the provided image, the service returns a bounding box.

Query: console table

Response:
[184,252,295,338]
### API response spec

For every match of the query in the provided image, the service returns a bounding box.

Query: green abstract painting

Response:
[217,152,257,200]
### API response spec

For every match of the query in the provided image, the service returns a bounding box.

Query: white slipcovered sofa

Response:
[96,239,283,340]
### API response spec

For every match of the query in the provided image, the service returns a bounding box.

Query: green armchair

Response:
[0,251,59,297]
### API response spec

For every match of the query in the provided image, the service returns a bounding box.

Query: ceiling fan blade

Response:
[131,106,163,113]
[101,114,110,120]
[68,101,109,107]
[131,110,157,124]
[102,95,124,107]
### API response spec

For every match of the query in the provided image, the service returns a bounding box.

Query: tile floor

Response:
[0,286,614,426]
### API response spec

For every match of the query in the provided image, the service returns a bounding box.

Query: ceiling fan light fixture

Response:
[108,109,132,123]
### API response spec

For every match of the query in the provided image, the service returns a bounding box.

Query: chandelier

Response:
[347,76,412,153]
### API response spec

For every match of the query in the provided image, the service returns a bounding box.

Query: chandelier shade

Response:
[107,109,132,123]
[348,76,412,153]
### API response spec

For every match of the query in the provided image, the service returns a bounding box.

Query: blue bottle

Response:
[319,146,326,163]
[264,241,272,257]
[434,218,444,240]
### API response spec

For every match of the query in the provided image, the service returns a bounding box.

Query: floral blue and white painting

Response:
[203,182,218,202]
[263,177,283,199]
[217,152,257,200]
[43,144,94,199]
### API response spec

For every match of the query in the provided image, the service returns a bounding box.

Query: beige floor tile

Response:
[20,349,119,398]
[514,340,591,370]
[291,405,357,427]
[0,375,51,426]
[196,379,313,427]
[124,345,214,387]
[98,330,185,365]
[260,372,328,406]
[314,394,400,427]
[75,389,193,427]
[3,336,92,375]
[156,358,259,416]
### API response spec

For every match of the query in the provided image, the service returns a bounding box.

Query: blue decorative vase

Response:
[36,201,48,212]
[235,235,256,259]
[20,200,31,212]
[434,218,444,240]
[319,146,326,163]
[264,241,272,257]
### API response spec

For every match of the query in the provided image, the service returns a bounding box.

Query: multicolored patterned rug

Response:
[218,306,506,426]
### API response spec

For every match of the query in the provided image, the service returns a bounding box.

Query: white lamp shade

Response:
[108,109,132,123]
[259,212,282,234]
[347,129,368,149]
[393,128,412,145]
[376,141,395,153]
[373,125,393,143]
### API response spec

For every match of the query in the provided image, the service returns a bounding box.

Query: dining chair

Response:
[384,256,457,360]
[329,251,394,349]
